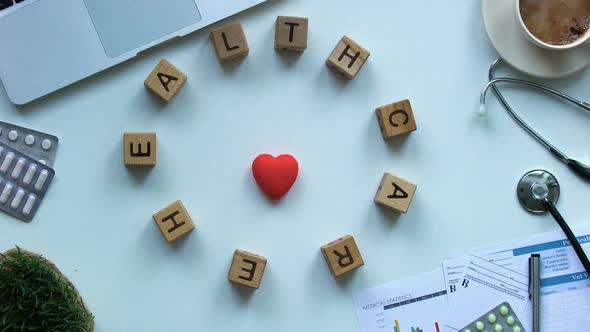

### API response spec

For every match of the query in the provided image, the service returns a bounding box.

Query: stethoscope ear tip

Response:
[477,104,487,117]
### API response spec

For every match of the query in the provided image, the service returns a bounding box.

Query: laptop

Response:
[0,0,268,105]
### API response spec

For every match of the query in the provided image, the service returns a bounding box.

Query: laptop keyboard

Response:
[0,0,26,11]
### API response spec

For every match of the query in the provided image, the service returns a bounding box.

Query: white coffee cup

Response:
[515,0,590,50]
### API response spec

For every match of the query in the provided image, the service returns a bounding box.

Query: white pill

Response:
[11,158,26,179]
[10,189,24,209]
[0,152,15,173]
[39,160,46,165]
[22,164,37,185]
[22,194,36,216]
[24,135,35,146]
[41,139,52,150]
[0,184,13,204]
[34,170,49,191]
[7,130,18,141]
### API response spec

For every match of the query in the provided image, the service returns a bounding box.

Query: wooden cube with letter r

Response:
[124,132,157,166]
[374,173,417,214]
[321,235,364,277]
[152,200,195,243]
[228,250,267,289]
[144,59,187,102]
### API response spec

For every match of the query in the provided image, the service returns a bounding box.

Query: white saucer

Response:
[483,0,590,79]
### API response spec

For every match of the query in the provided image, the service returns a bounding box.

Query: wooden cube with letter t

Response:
[210,23,249,63]
[326,35,370,79]
[374,173,417,214]
[152,200,195,243]
[321,235,364,277]
[376,99,417,139]
[124,133,157,166]
[144,59,187,102]
[275,16,308,51]
[228,250,267,289]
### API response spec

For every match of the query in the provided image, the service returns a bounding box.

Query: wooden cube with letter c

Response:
[326,35,370,79]
[228,250,267,289]
[321,235,364,277]
[124,132,157,166]
[375,99,417,139]
[152,200,195,243]
[144,59,187,102]
[374,173,417,214]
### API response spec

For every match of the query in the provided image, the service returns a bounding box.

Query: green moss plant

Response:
[0,247,94,332]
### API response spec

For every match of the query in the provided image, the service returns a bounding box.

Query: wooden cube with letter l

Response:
[152,200,195,243]
[144,59,187,102]
[123,132,157,166]
[321,235,364,277]
[210,23,249,63]
[326,35,370,79]
[376,99,417,139]
[374,173,417,214]
[228,250,267,289]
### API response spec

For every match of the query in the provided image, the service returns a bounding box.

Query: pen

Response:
[529,254,541,332]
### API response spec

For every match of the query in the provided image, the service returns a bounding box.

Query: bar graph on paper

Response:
[393,320,441,332]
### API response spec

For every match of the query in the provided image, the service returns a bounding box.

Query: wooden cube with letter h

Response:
[211,23,249,63]
[144,59,187,102]
[326,36,370,80]
[124,133,157,166]
[374,173,417,214]
[275,16,308,51]
[321,235,364,277]
[376,99,417,139]
[153,200,195,243]
[228,250,267,289]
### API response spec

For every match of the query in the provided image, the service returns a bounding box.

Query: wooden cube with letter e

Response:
[321,235,364,277]
[275,16,308,51]
[326,35,370,79]
[152,200,195,243]
[376,99,417,139]
[228,250,267,289]
[374,173,417,214]
[124,132,157,166]
[144,59,187,102]
[211,23,249,63]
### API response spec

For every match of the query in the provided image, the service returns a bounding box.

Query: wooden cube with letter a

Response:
[144,59,187,102]
[376,99,417,139]
[124,133,157,166]
[326,36,370,79]
[275,16,308,51]
[321,235,364,277]
[374,173,417,214]
[210,23,249,63]
[228,250,267,289]
[152,200,195,243]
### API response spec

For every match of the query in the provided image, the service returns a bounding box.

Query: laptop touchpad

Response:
[84,0,201,58]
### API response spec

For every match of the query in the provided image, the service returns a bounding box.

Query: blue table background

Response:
[1,0,589,331]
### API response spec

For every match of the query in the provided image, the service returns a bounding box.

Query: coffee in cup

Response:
[519,0,590,47]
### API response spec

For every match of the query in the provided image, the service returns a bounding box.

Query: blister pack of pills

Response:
[459,302,525,332]
[0,121,59,167]
[0,142,55,221]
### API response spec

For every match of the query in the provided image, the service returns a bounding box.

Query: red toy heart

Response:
[252,154,299,200]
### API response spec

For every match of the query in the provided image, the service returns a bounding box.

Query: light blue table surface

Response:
[1,0,589,331]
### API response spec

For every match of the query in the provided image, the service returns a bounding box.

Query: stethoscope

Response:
[479,58,590,274]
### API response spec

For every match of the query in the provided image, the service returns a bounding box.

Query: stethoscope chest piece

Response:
[517,170,560,213]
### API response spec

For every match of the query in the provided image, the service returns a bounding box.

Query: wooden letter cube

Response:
[210,23,249,63]
[228,250,267,289]
[124,133,157,166]
[326,36,370,79]
[275,16,308,51]
[374,173,417,214]
[144,59,187,102]
[321,235,364,277]
[376,99,417,139]
[152,200,195,243]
